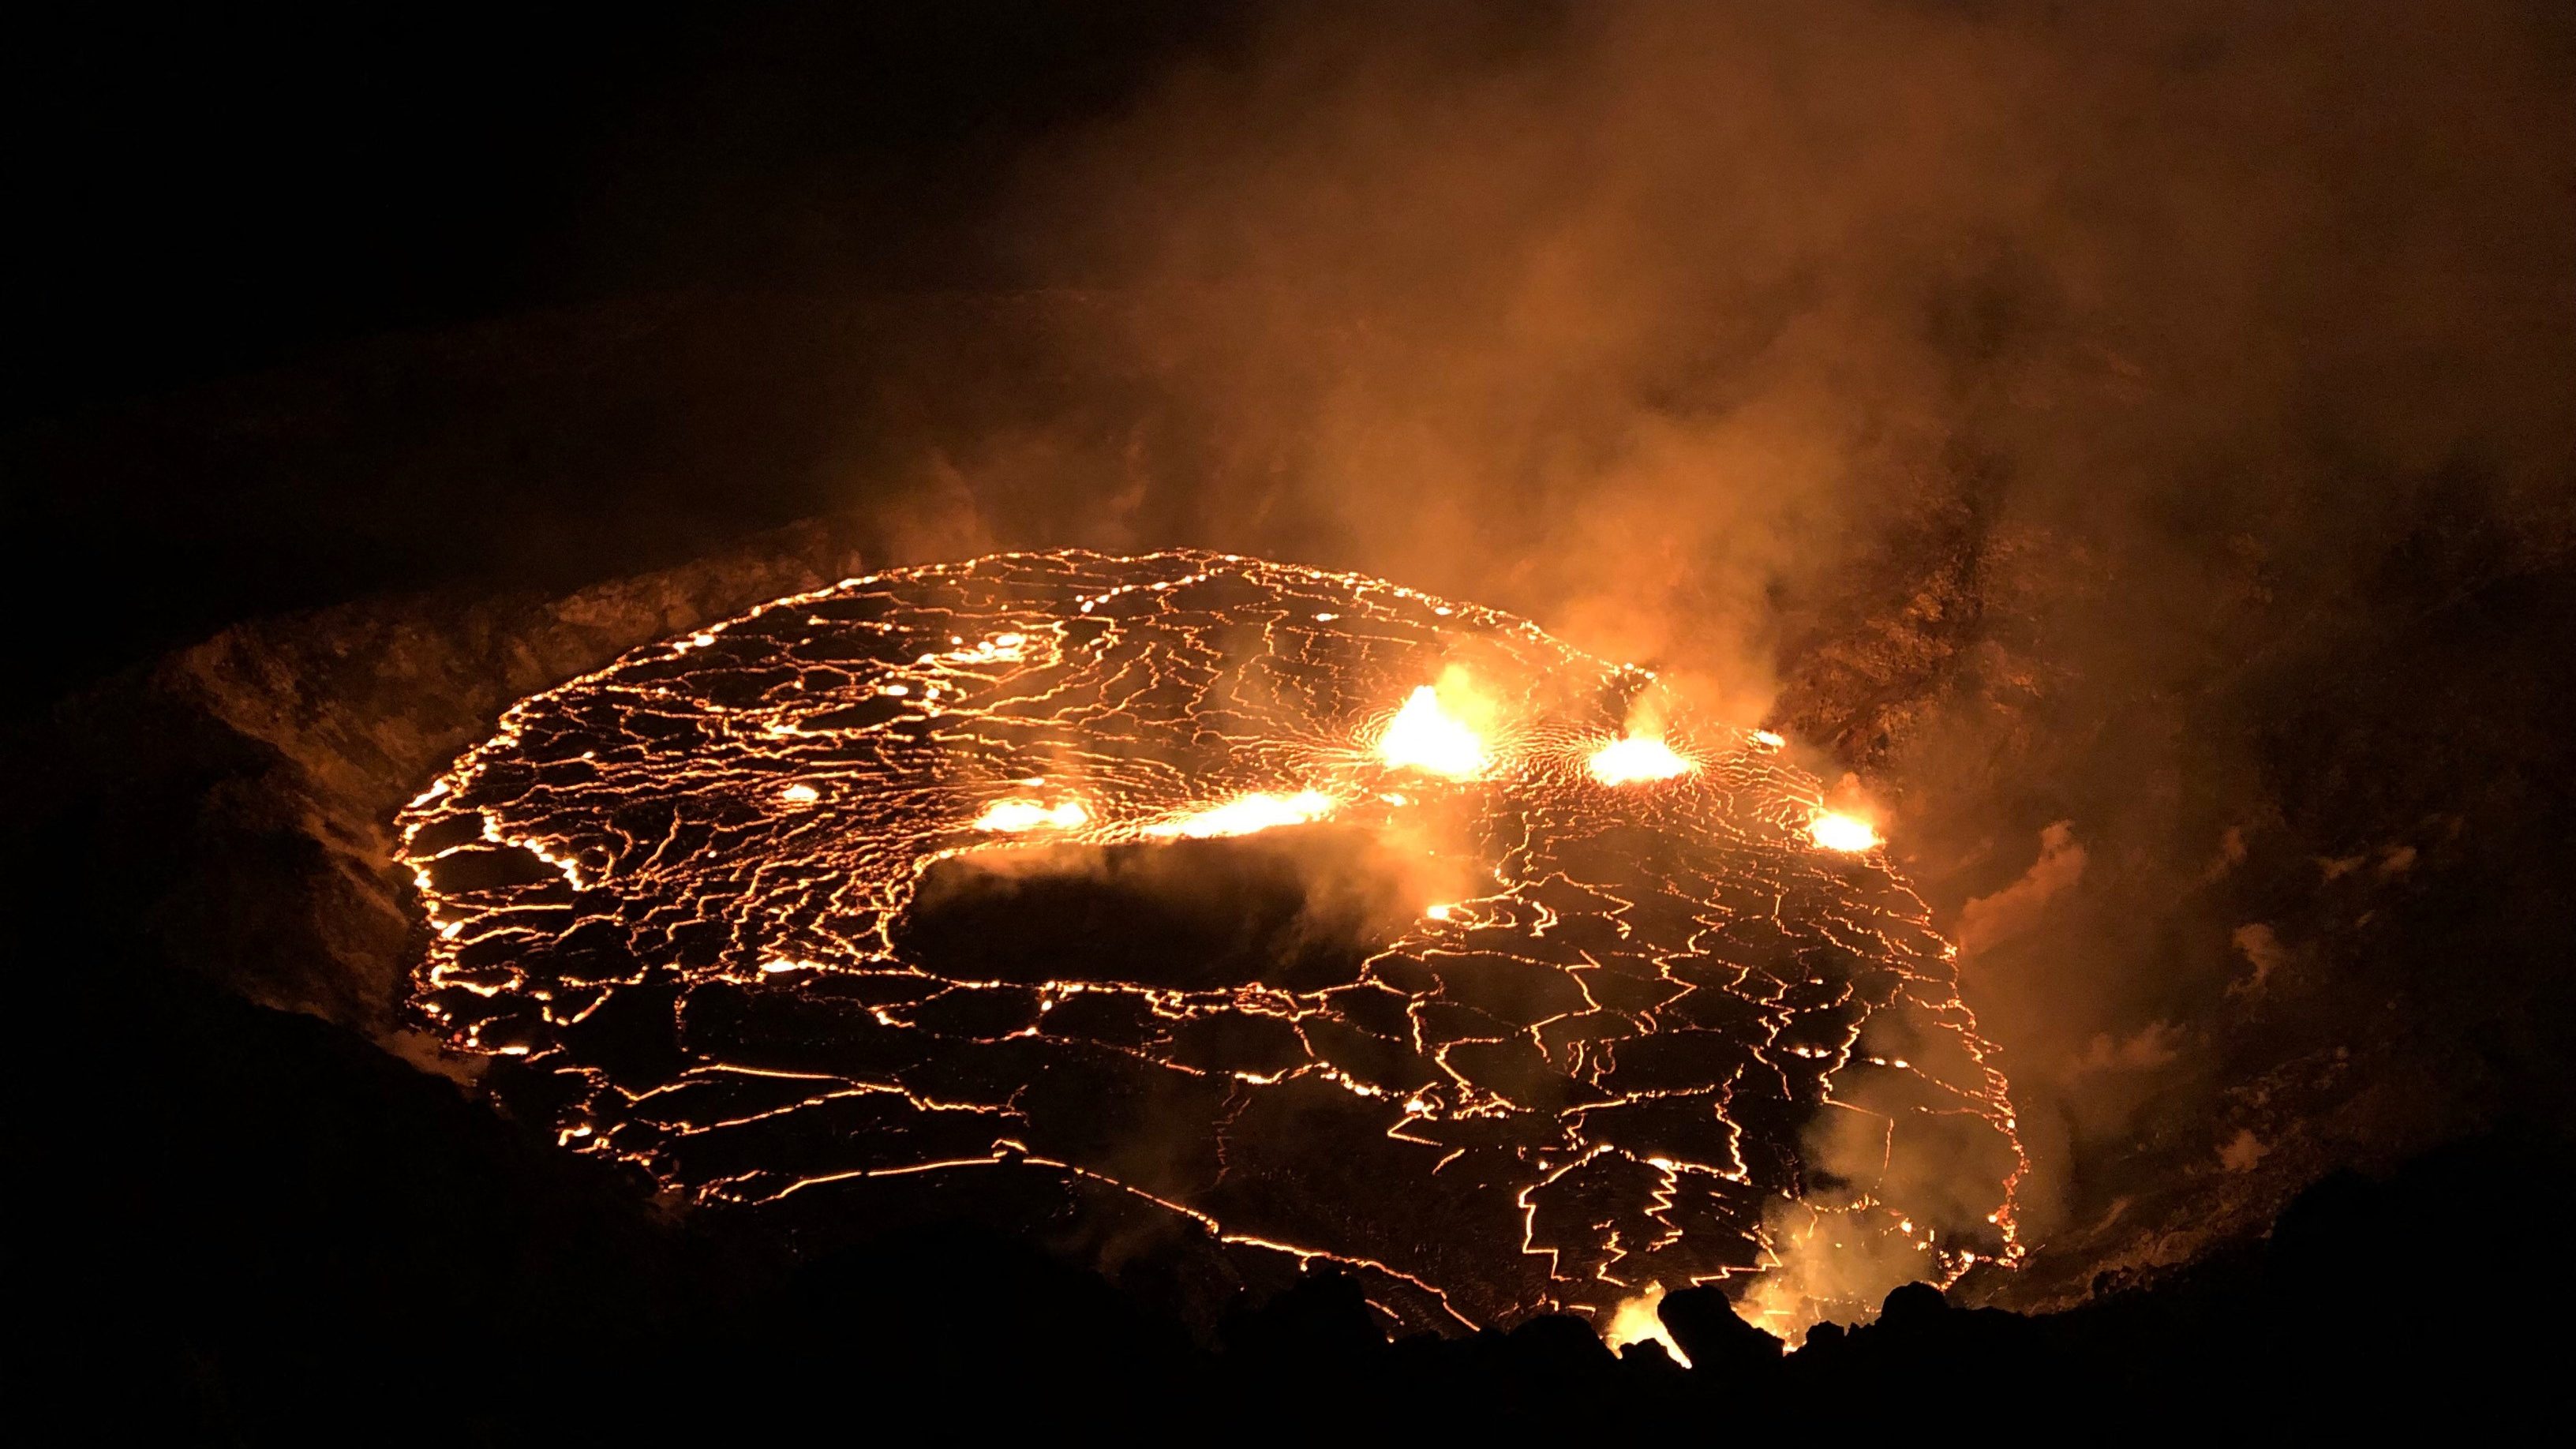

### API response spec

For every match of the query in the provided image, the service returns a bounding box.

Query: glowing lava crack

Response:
[399,549,2022,1336]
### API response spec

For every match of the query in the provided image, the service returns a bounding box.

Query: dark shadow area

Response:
[900,825,1421,991]
[26,931,2565,1437]
[8,2,1239,420]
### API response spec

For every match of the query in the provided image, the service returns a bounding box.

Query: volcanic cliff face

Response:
[42,519,869,1037]
[1773,470,2576,1306]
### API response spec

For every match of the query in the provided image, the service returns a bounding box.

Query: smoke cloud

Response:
[960,0,2567,663]
[825,0,2575,1316]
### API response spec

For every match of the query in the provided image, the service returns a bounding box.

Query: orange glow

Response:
[974,798,1089,833]
[1377,683,1489,778]
[1587,735,1693,785]
[1144,789,1335,839]
[1603,1282,1691,1367]
[1808,812,1879,852]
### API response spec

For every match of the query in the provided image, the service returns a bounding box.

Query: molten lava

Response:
[975,798,1090,833]
[1587,735,1694,786]
[1807,812,1880,852]
[1146,789,1337,839]
[399,549,2020,1336]
[1376,683,1490,780]
[1604,1282,1691,1367]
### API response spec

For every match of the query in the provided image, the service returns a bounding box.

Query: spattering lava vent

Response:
[400,550,2021,1335]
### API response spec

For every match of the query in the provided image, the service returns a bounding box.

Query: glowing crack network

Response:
[400,549,2022,1334]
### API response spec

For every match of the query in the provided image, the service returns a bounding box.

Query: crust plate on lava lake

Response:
[399,549,2023,1330]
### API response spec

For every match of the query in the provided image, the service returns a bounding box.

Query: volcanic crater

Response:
[398,549,2024,1333]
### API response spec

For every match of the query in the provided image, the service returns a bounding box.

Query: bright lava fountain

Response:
[400,550,2022,1335]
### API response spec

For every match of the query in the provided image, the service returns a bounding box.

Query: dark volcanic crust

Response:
[399,549,2022,1330]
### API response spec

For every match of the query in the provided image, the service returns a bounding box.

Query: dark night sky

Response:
[9,2,1262,703]
[10,2,1233,420]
